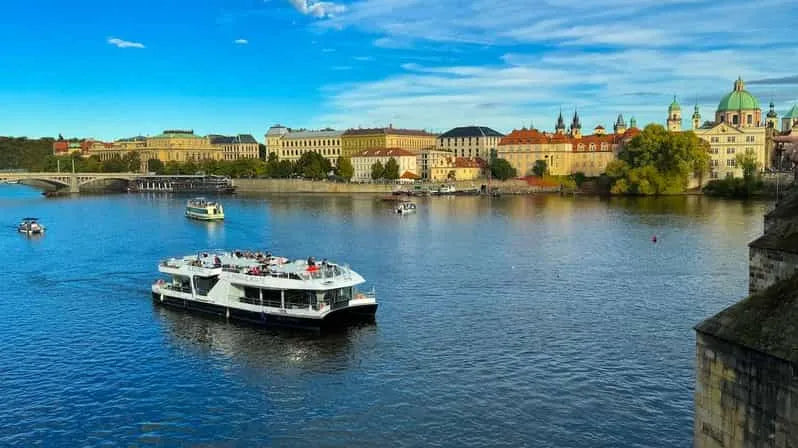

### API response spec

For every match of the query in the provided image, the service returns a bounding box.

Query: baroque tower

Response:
[555,109,566,135]
[613,114,626,134]
[667,96,682,132]
[570,109,582,139]
[692,105,701,130]
[766,101,778,129]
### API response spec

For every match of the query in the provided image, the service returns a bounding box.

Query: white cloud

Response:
[288,0,346,18]
[234,39,249,45]
[107,38,145,49]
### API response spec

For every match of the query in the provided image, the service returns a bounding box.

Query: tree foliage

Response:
[490,158,517,181]
[606,124,710,195]
[383,157,400,180]
[371,161,384,180]
[532,160,548,177]
[296,151,331,180]
[336,156,354,181]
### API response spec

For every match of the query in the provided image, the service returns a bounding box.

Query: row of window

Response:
[720,113,755,126]
[709,136,757,143]
[280,148,341,157]
[283,139,341,147]
[442,137,498,146]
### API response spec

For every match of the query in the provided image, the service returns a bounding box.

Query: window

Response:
[726,148,735,154]
[710,147,719,154]
[710,137,719,143]
[747,115,753,125]
[710,159,719,167]
[732,115,739,125]
[746,135,755,143]
[727,136,736,143]
[726,159,736,167]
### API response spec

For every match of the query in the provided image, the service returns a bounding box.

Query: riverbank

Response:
[232,178,560,194]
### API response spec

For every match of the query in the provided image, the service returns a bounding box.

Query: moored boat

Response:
[432,184,456,196]
[396,201,417,215]
[185,197,224,221]
[151,251,378,329]
[18,217,45,234]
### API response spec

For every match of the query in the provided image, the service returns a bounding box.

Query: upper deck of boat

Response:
[160,251,355,283]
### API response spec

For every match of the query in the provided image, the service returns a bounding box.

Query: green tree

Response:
[532,160,548,177]
[383,157,400,180]
[607,124,710,195]
[296,151,331,180]
[336,156,354,181]
[490,158,517,181]
[147,158,164,174]
[371,161,384,180]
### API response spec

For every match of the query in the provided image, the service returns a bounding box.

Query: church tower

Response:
[570,109,582,139]
[630,117,637,129]
[613,114,626,134]
[667,96,682,132]
[766,101,778,129]
[555,109,566,135]
[692,104,701,130]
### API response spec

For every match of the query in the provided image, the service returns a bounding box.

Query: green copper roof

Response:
[785,105,798,119]
[716,78,760,112]
[151,130,205,139]
[668,96,680,111]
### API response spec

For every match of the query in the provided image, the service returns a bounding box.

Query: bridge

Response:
[0,172,139,193]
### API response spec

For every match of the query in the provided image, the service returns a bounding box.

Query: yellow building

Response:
[209,134,259,160]
[429,156,483,182]
[497,113,638,177]
[265,125,289,158]
[275,129,343,165]
[684,78,768,179]
[342,126,438,158]
[418,148,454,180]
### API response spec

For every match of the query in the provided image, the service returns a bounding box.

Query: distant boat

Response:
[432,184,456,196]
[18,217,45,235]
[396,201,417,215]
[185,197,225,221]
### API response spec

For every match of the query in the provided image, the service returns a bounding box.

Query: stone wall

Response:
[694,331,798,447]
[232,178,549,194]
[749,247,798,295]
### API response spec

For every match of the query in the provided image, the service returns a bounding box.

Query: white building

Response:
[351,148,418,181]
[437,126,504,160]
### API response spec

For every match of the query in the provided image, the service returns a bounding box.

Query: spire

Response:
[630,117,637,128]
[555,108,565,131]
[615,113,625,126]
[571,109,581,129]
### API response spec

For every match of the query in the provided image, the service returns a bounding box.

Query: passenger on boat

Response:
[213,256,222,267]
[307,256,316,267]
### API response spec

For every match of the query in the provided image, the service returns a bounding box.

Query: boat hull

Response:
[185,212,224,221]
[152,292,377,329]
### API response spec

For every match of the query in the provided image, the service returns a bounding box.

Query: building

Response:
[209,134,259,160]
[694,191,798,447]
[497,111,639,177]
[687,79,768,179]
[429,156,483,182]
[436,126,503,160]
[138,130,221,163]
[667,97,682,132]
[275,129,343,165]
[418,148,455,180]
[342,126,438,158]
[350,148,418,182]
[782,104,798,132]
[265,125,289,158]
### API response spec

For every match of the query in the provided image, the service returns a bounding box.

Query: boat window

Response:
[285,290,311,309]
[243,286,259,300]
[194,275,219,296]
[262,289,281,308]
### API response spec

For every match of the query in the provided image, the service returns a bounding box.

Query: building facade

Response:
[350,148,418,182]
[782,105,798,132]
[342,126,438,158]
[497,112,638,177]
[686,79,768,179]
[436,126,503,160]
[209,134,259,160]
[429,156,483,182]
[276,129,343,165]
[418,148,455,180]
[265,125,289,158]
[667,97,683,132]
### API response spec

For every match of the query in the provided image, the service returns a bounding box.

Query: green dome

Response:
[716,78,760,112]
[668,96,680,111]
[785,104,798,119]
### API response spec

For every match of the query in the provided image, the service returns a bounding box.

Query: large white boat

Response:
[18,217,45,234]
[151,251,378,329]
[185,197,224,221]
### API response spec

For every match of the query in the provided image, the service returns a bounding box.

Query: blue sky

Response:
[1,0,798,141]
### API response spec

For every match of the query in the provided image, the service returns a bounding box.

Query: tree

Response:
[490,158,517,181]
[607,124,710,195]
[296,151,331,180]
[147,158,164,174]
[532,160,548,177]
[371,161,384,180]
[336,156,354,181]
[383,157,399,180]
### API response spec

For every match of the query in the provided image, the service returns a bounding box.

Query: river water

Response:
[0,185,768,447]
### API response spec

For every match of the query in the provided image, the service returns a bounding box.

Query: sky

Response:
[1,0,798,141]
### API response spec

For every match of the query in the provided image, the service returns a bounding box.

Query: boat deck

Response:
[161,251,350,281]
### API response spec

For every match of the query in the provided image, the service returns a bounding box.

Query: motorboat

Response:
[152,251,378,329]
[18,218,45,234]
[396,201,417,215]
[186,197,224,221]
[432,184,456,195]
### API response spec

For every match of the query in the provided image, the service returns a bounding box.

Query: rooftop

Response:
[283,129,343,139]
[209,134,258,144]
[352,148,416,157]
[695,272,798,364]
[344,127,437,137]
[152,130,205,139]
[438,126,504,139]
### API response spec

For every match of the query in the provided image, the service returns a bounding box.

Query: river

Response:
[0,185,768,447]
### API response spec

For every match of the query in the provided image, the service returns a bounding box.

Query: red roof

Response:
[454,157,481,168]
[400,171,420,179]
[351,148,416,157]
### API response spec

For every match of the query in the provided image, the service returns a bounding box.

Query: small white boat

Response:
[185,197,224,221]
[18,217,45,234]
[396,201,417,215]
[433,184,456,195]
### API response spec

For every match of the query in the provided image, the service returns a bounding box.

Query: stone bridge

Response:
[0,172,138,193]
